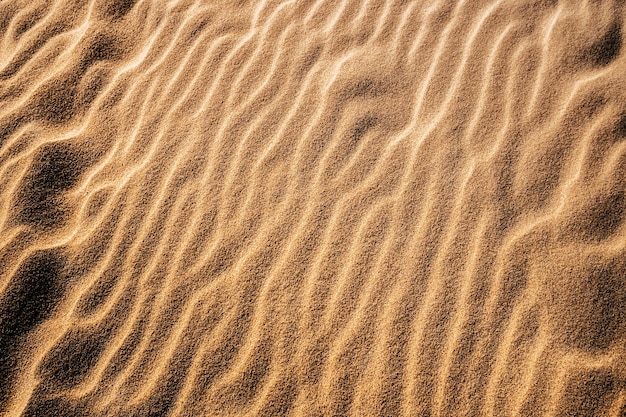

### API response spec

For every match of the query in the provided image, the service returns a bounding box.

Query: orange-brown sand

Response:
[0,0,625,415]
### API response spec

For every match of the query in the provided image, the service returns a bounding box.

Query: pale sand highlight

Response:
[0,0,625,416]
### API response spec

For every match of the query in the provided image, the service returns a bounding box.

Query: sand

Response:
[0,0,625,415]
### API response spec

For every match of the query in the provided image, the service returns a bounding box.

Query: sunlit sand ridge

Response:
[0,0,625,415]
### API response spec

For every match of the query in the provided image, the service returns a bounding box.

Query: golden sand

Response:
[0,0,625,415]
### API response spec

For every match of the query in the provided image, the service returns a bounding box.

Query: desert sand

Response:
[0,0,625,415]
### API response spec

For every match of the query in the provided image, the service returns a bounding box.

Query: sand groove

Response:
[1,0,626,416]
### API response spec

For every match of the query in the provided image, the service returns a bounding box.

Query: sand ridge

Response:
[0,0,625,415]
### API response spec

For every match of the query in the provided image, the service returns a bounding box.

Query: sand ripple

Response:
[0,0,625,415]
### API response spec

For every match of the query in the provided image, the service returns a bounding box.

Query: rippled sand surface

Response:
[1,0,626,415]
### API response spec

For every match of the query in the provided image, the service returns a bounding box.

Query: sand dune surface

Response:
[1,0,626,415]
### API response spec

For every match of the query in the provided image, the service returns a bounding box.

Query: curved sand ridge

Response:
[1,0,626,415]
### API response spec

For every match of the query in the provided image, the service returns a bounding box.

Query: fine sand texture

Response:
[1,0,626,416]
